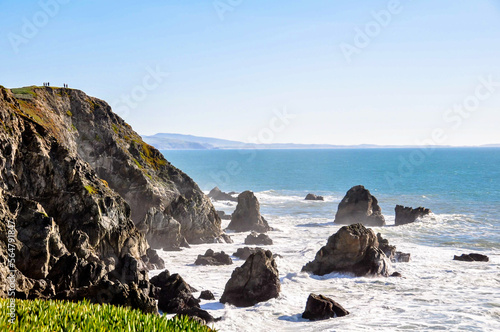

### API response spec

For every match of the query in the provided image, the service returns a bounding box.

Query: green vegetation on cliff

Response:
[0,299,216,332]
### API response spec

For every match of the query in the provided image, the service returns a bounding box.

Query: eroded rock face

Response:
[208,187,237,202]
[334,185,385,226]
[194,249,233,266]
[0,86,206,312]
[305,194,324,201]
[227,191,272,233]
[220,249,280,307]
[302,224,391,277]
[244,232,273,245]
[395,205,432,226]
[302,293,349,321]
[6,86,223,250]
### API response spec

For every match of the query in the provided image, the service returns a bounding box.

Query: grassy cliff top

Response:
[0,298,216,332]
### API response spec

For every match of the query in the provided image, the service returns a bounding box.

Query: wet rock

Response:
[305,194,324,201]
[244,232,273,245]
[142,248,165,270]
[220,249,280,307]
[453,253,489,262]
[233,247,263,260]
[334,185,385,226]
[208,187,237,202]
[302,293,349,321]
[395,205,432,226]
[227,191,272,233]
[174,307,220,323]
[157,273,199,313]
[195,249,233,266]
[199,290,215,300]
[302,224,391,277]
[377,233,411,263]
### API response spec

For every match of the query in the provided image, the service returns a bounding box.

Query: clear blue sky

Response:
[1,0,499,146]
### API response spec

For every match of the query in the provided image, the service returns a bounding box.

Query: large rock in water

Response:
[302,224,391,277]
[334,185,385,226]
[220,249,280,307]
[227,191,272,232]
[302,293,349,321]
[194,249,233,266]
[244,232,273,245]
[395,205,432,226]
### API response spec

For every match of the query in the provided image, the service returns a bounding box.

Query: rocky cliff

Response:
[0,85,224,310]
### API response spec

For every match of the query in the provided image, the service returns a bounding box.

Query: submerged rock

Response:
[305,193,324,201]
[244,232,273,245]
[302,293,349,321]
[453,253,489,262]
[227,191,272,233]
[194,249,233,266]
[302,224,391,277]
[208,187,238,202]
[334,185,385,226]
[395,205,432,226]
[220,249,280,307]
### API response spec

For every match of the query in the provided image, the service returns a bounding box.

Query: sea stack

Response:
[226,191,272,232]
[302,223,392,277]
[220,249,280,307]
[334,185,386,226]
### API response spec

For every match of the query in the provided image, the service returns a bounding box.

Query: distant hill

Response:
[143,133,500,150]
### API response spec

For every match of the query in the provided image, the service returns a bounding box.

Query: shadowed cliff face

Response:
[2,86,222,249]
[0,86,223,312]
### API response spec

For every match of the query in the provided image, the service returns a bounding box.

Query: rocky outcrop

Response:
[5,86,224,250]
[194,249,232,266]
[150,270,218,322]
[302,293,349,321]
[334,185,385,226]
[377,233,411,263]
[142,248,165,270]
[305,194,324,201]
[199,290,215,301]
[244,232,273,245]
[220,249,280,307]
[395,205,432,226]
[208,187,237,202]
[302,224,391,277]
[227,191,272,233]
[453,253,489,262]
[0,85,222,312]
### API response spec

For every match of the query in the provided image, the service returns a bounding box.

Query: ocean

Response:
[152,148,500,331]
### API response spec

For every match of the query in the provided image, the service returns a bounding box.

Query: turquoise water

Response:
[157,148,500,331]
[162,148,500,210]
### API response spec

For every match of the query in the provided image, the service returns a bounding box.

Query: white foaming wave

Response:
[151,194,500,331]
[255,190,342,204]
